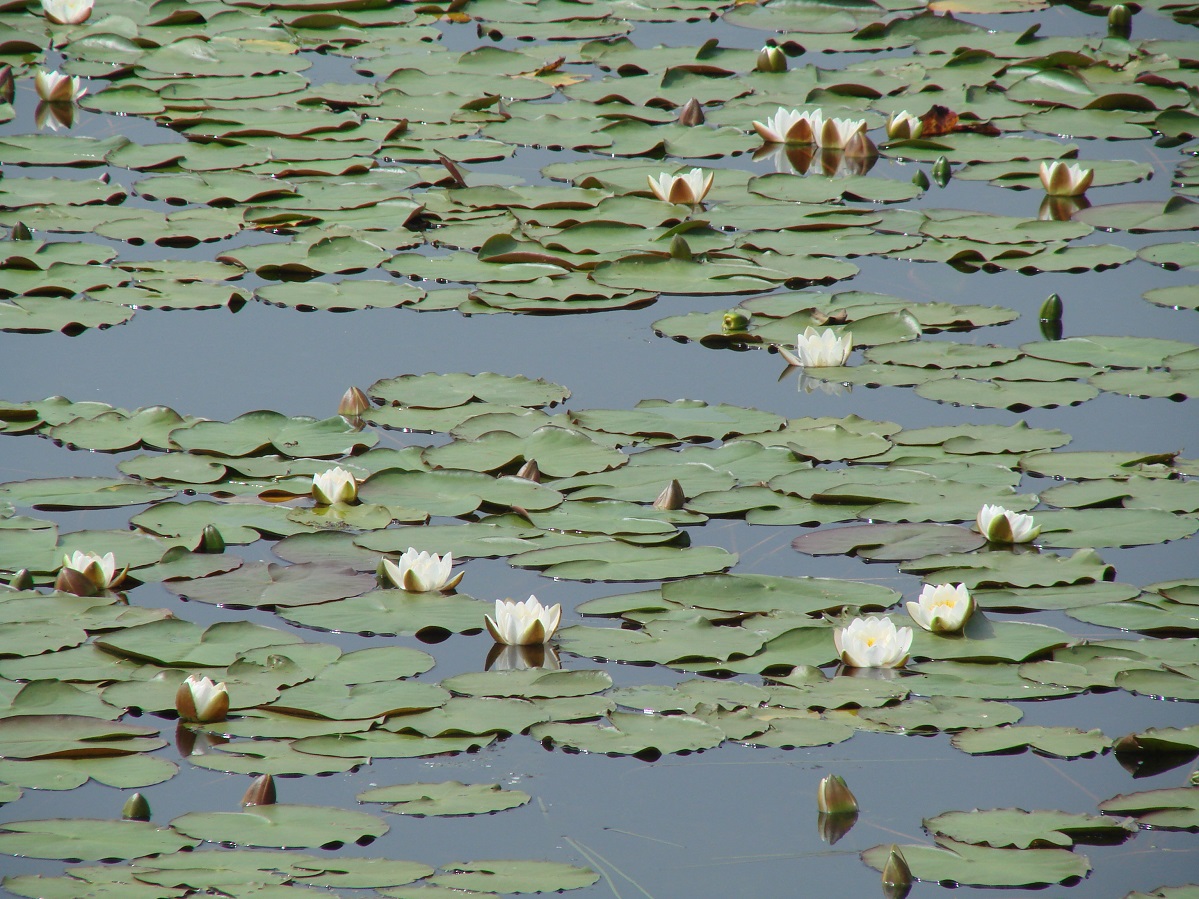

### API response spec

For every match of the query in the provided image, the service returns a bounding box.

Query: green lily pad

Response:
[0,819,196,861]
[357,781,531,817]
[1099,787,1199,830]
[860,838,1091,887]
[951,725,1109,759]
[925,808,1136,848]
[170,805,388,849]
[430,860,599,894]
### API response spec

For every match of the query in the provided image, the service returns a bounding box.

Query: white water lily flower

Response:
[61,550,125,591]
[780,327,853,368]
[41,0,92,24]
[312,467,357,504]
[34,69,86,103]
[382,547,463,593]
[834,616,912,669]
[175,674,229,723]
[1039,161,1094,197]
[819,117,867,150]
[886,110,923,140]
[977,504,1040,543]
[907,583,974,634]
[752,107,823,145]
[647,168,713,206]
[485,595,562,645]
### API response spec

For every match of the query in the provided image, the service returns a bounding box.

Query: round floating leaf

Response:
[0,715,164,760]
[925,808,1136,848]
[357,781,531,816]
[0,819,196,861]
[792,522,984,561]
[951,725,1109,759]
[1036,509,1199,548]
[531,710,725,756]
[442,669,613,699]
[510,540,737,581]
[165,562,374,609]
[170,805,388,849]
[860,838,1091,887]
[431,860,599,894]
[0,477,174,511]
[571,399,785,442]
[857,696,1022,732]
[916,377,1099,411]
[1099,787,1199,830]
[369,372,569,409]
[279,590,491,638]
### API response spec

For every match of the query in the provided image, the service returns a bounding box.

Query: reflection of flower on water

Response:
[798,373,852,396]
[36,101,75,131]
[1039,194,1091,221]
[753,143,876,178]
[174,721,229,758]
[485,643,562,672]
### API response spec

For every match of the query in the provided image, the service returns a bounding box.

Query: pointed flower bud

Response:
[338,386,370,418]
[516,459,541,482]
[0,65,13,105]
[1108,3,1132,37]
[242,773,277,807]
[886,110,923,141]
[669,234,693,260]
[755,45,787,73]
[175,674,229,723]
[722,310,750,334]
[816,774,858,815]
[7,569,33,591]
[932,156,951,187]
[677,98,705,126]
[1039,293,1063,322]
[10,221,32,240]
[122,792,151,821]
[196,523,225,554]
[912,169,931,191]
[653,479,685,510]
[881,845,913,899]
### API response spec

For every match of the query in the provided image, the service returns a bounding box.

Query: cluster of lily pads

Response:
[0,0,1197,894]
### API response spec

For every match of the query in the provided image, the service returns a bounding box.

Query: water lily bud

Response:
[1190,768,1198,786]
[722,310,750,334]
[10,221,32,240]
[175,674,229,723]
[0,65,13,104]
[816,774,858,815]
[55,566,100,597]
[338,386,370,417]
[756,45,787,73]
[196,524,225,554]
[122,792,151,821]
[242,773,276,807]
[669,234,693,260]
[886,110,923,141]
[1108,3,1132,37]
[911,169,930,191]
[653,479,685,510]
[42,0,94,25]
[516,459,541,482]
[1039,293,1063,322]
[932,156,951,187]
[881,845,913,899]
[677,98,705,126]
[7,569,32,591]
